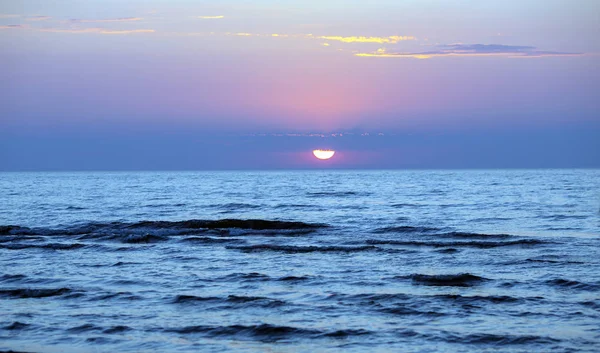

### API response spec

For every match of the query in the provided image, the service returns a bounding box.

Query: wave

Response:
[103,325,132,334]
[218,272,271,282]
[442,332,559,345]
[279,275,312,282]
[67,324,101,333]
[306,191,367,197]
[0,243,86,250]
[365,239,546,248]
[545,278,600,291]
[90,291,142,301]
[164,323,370,341]
[165,323,318,338]
[397,273,490,287]
[172,294,285,308]
[179,236,244,244]
[227,244,378,253]
[0,219,327,236]
[0,287,73,299]
[0,274,27,282]
[434,294,542,304]
[373,226,442,234]
[3,321,31,330]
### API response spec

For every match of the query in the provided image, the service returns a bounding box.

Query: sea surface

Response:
[1,170,599,352]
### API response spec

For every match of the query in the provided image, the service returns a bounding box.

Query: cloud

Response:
[355,44,583,59]
[315,35,415,44]
[0,24,28,29]
[26,16,51,21]
[0,14,19,19]
[40,28,155,35]
[197,16,224,19]
[69,17,143,23]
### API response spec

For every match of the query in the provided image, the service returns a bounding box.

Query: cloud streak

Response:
[315,35,415,44]
[0,24,28,29]
[69,17,143,23]
[355,44,583,59]
[41,28,154,35]
[197,15,224,19]
[26,16,51,21]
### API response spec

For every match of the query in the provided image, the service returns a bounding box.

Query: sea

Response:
[1,169,599,353]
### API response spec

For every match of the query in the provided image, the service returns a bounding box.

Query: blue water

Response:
[1,170,599,352]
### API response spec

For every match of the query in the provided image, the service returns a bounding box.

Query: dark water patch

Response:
[0,226,35,236]
[217,203,263,212]
[111,261,140,267]
[470,217,512,222]
[227,244,378,254]
[65,206,86,210]
[0,288,73,299]
[235,229,318,237]
[218,272,271,282]
[373,226,442,234]
[172,294,285,308]
[172,295,220,304]
[85,336,118,344]
[365,239,546,248]
[540,214,588,221]
[121,234,168,244]
[3,322,30,330]
[103,325,132,334]
[91,292,141,301]
[328,292,412,303]
[129,219,327,231]
[274,204,319,209]
[435,294,539,304]
[433,231,514,239]
[443,332,559,345]
[526,258,584,264]
[226,295,285,307]
[306,191,367,197]
[404,273,490,287]
[321,329,371,338]
[108,279,148,286]
[545,278,600,291]
[0,219,327,239]
[435,248,459,254]
[165,323,326,341]
[390,203,427,208]
[68,324,102,333]
[380,306,446,317]
[180,236,244,244]
[0,243,85,250]
[0,274,27,282]
[279,275,312,282]
[580,301,600,309]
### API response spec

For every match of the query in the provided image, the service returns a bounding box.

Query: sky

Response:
[1,0,599,170]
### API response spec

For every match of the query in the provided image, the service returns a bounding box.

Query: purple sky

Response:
[1,0,599,170]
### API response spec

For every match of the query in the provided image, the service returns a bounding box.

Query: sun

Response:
[313,149,335,160]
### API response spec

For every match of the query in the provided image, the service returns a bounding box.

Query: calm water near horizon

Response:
[1,169,599,352]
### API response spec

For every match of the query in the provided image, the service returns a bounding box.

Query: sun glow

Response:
[313,149,335,160]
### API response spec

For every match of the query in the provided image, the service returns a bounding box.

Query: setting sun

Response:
[313,149,335,160]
